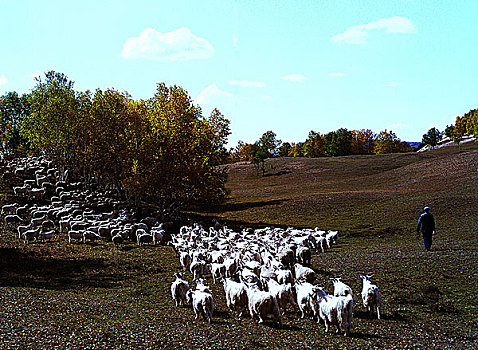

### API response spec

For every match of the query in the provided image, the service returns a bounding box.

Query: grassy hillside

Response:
[194,143,478,239]
[0,144,477,349]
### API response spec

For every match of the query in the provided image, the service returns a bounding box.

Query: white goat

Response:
[190,258,208,281]
[294,263,316,283]
[295,281,320,320]
[83,230,102,243]
[136,230,153,246]
[112,233,124,249]
[360,274,382,319]
[296,246,311,266]
[185,289,214,323]
[316,287,353,336]
[38,230,56,242]
[179,251,192,272]
[331,278,353,297]
[68,230,84,244]
[223,278,248,317]
[209,263,226,284]
[152,229,164,245]
[267,279,297,313]
[23,227,41,244]
[276,268,294,285]
[171,272,190,307]
[246,284,282,327]
[1,203,18,216]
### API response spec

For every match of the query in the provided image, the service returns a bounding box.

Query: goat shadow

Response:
[351,332,382,339]
[0,247,123,290]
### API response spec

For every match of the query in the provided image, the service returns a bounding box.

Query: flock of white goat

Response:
[170,224,382,336]
[1,156,165,248]
[1,156,383,336]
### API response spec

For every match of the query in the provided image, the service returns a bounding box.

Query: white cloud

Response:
[120,27,214,61]
[0,75,7,87]
[232,34,238,48]
[282,74,307,82]
[331,16,417,44]
[196,84,233,106]
[328,72,345,77]
[386,81,400,87]
[229,80,266,88]
[389,123,409,129]
[330,28,369,44]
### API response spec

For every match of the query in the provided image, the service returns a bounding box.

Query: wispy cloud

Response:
[0,75,7,87]
[232,34,238,48]
[120,27,214,61]
[328,72,345,77]
[331,16,417,44]
[385,81,400,87]
[388,123,409,130]
[196,84,233,106]
[229,80,266,88]
[282,74,307,82]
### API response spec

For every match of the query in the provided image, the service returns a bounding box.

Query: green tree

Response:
[21,71,85,165]
[444,124,454,139]
[278,142,292,157]
[422,127,441,149]
[0,91,31,157]
[324,128,352,156]
[258,130,282,157]
[248,142,269,176]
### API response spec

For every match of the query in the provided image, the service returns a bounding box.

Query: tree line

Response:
[229,109,478,175]
[1,71,476,202]
[229,128,414,175]
[0,71,230,220]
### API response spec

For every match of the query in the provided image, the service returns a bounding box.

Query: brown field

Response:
[1,143,477,349]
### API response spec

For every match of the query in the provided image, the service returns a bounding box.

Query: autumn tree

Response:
[289,142,305,157]
[464,109,478,138]
[84,88,146,190]
[452,116,468,146]
[304,131,325,157]
[422,127,441,149]
[128,84,231,218]
[230,140,252,162]
[21,73,231,220]
[350,129,376,155]
[397,141,413,153]
[374,130,400,154]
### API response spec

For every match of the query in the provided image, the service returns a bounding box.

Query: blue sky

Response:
[1,0,477,147]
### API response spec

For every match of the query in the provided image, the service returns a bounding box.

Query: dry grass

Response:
[1,144,477,349]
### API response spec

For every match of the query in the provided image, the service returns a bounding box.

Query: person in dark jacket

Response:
[417,206,436,251]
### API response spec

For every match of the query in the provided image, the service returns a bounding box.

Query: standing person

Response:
[417,206,436,251]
